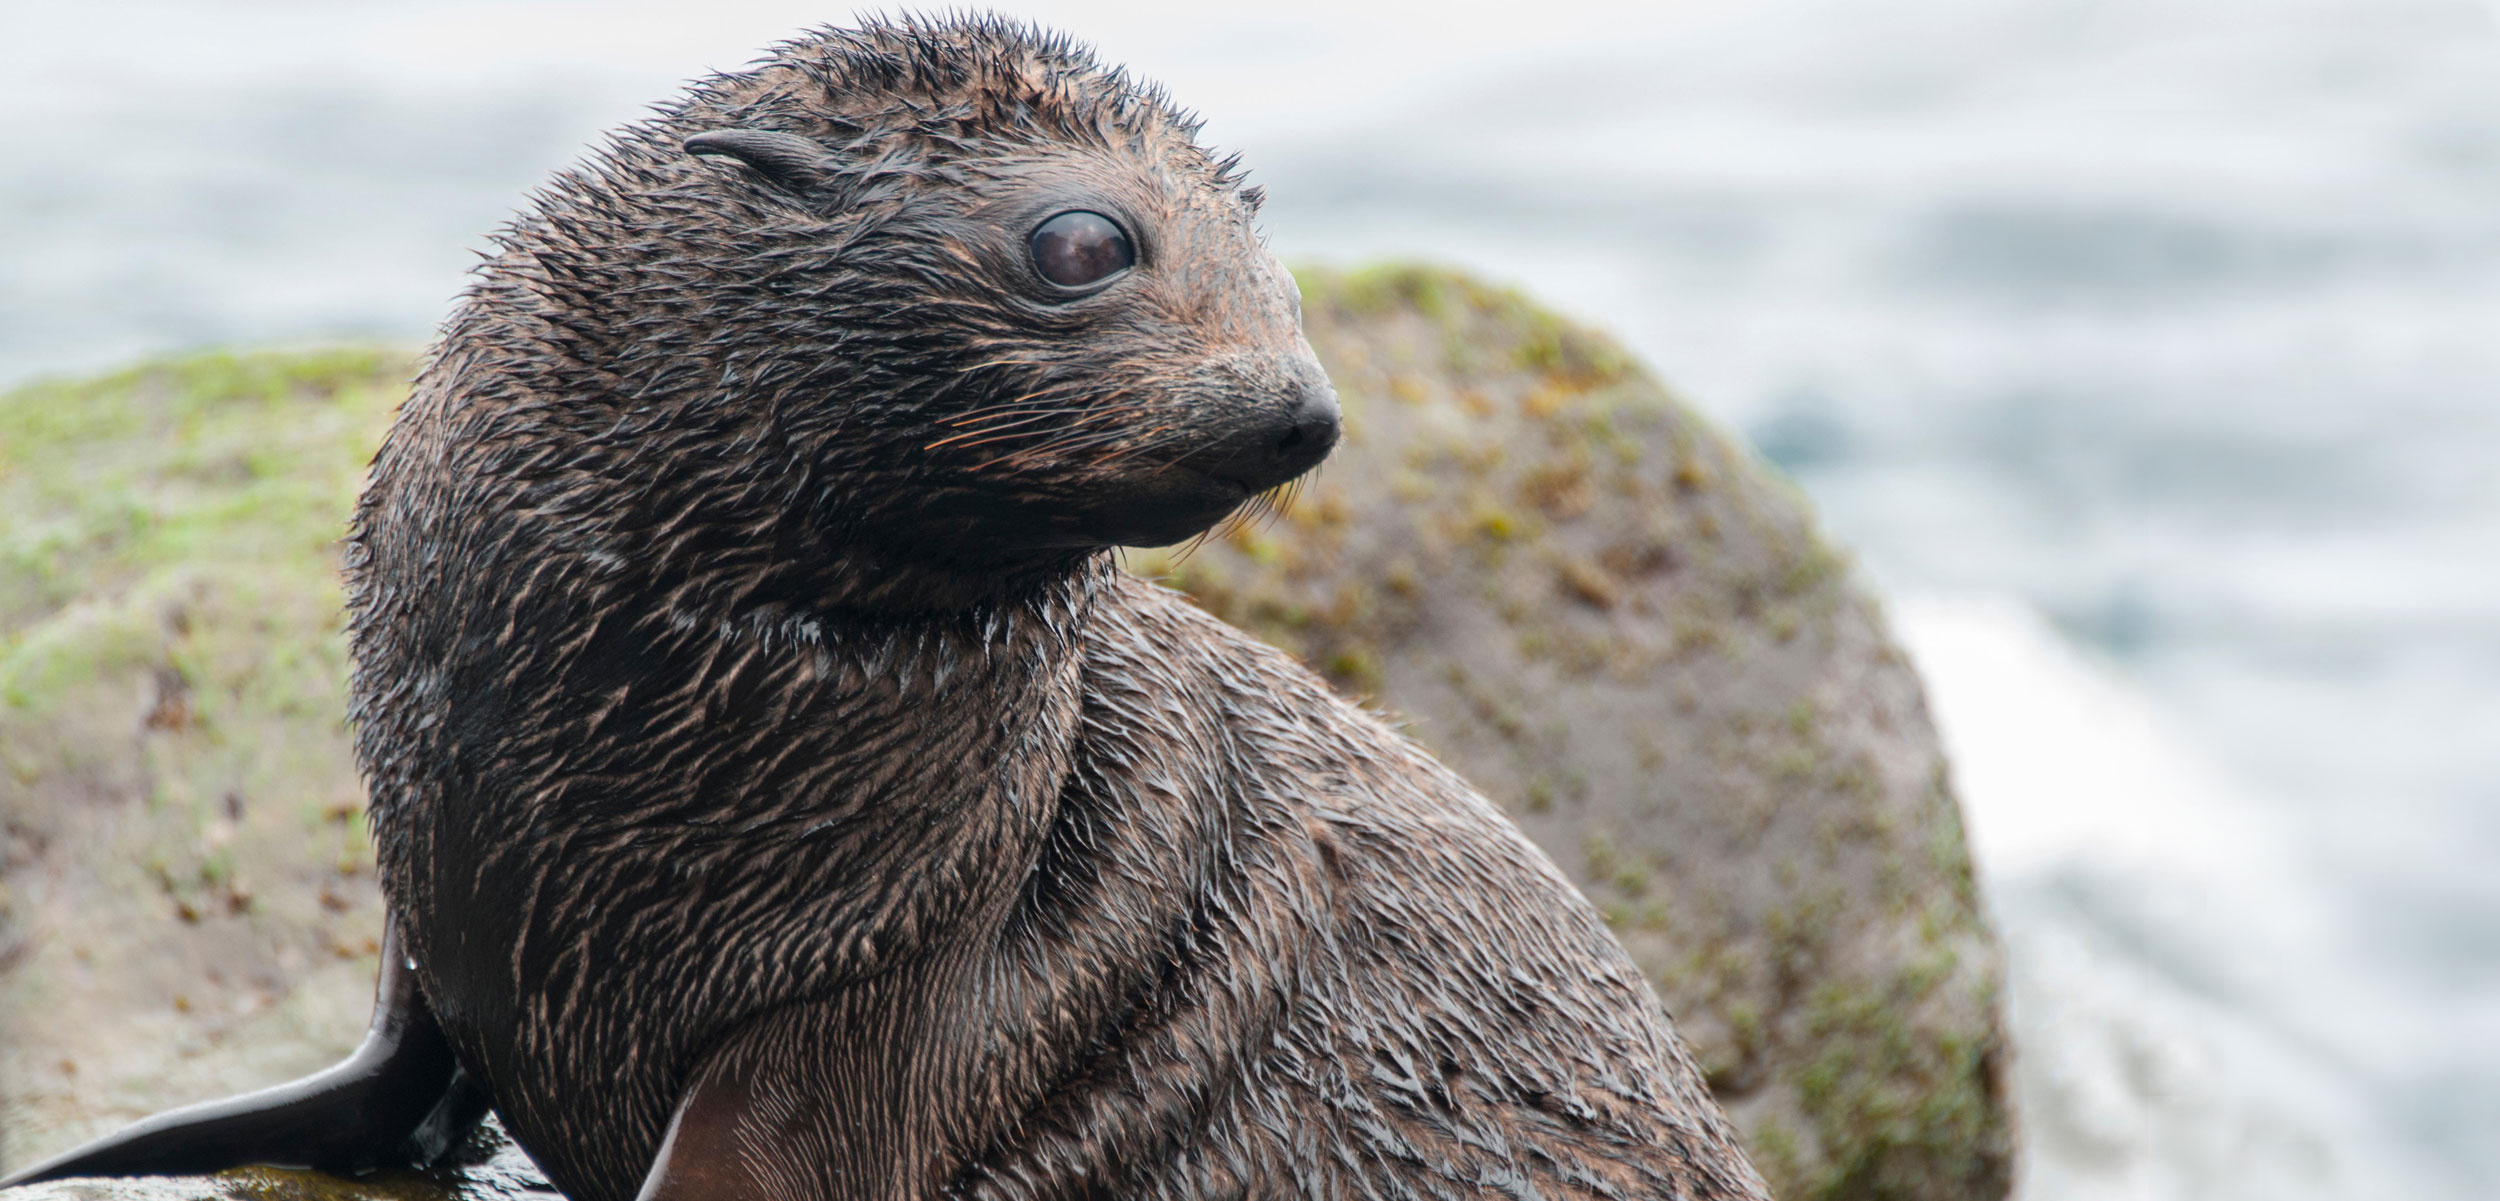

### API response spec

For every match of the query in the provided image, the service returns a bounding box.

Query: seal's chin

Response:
[881,468,1260,564]
[1075,390,1340,547]
[949,381,1342,552]
[1067,467,1259,548]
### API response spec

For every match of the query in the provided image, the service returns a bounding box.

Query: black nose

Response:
[1181,378,1343,494]
[1271,384,1340,473]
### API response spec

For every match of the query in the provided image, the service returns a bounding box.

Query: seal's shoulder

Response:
[1091,568,1596,916]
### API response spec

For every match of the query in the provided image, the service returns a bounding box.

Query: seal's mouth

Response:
[1092,389,1338,546]
[1167,386,1342,497]
[1077,466,1260,548]
[935,380,1343,551]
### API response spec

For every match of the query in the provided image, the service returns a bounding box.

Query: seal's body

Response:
[6,18,1768,1201]
[376,563,1761,1201]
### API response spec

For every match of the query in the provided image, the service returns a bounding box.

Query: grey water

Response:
[3,0,2495,1196]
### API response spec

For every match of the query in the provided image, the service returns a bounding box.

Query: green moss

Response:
[1323,647,1383,693]
[1306,262,1474,321]
[0,350,401,643]
[1787,963,2006,1201]
[1778,538,1850,602]
[1926,764,1985,913]
[1751,1117,1806,1188]
[1512,310,1633,387]
[1229,530,1286,566]
[1466,499,1526,543]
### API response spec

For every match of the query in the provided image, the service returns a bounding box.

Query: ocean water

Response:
[3,1,2494,1197]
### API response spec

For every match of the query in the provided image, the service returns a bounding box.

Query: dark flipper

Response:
[631,1068,772,1201]
[0,919,488,1188]
[633,1007,836,1201]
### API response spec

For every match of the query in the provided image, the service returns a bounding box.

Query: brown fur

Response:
[343,16,1772,1201]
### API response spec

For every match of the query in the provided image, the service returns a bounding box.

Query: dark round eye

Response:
[1030,210,1134,289]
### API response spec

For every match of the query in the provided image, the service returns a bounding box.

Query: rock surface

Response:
[0,267,2013,1200]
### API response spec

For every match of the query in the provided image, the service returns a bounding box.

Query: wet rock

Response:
[0,270,2015,1199]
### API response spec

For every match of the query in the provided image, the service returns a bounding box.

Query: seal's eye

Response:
[1031,211,1134,289]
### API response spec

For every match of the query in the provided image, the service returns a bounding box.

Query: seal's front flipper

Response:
[631,1068,773,1201]
[0,918,487,1188]
[633,1014,839,1201]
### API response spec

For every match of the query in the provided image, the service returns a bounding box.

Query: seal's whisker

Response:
[953,357,1050,376]
[976,425,1153,472]
[922,407,1126,450]
[1084,425,1180,468]
[1228,498,1265,536]
[1255,478,1303,529]
[951,411,1152,457]
[975,438,1113,472]
[1168,524,1220,567]
[944,401,1145,433]
[925,412,1079,449]
[943,386,1078,424]
[941,406,1085,429]
[1134,432,1220,479]
[944,382,1143,428]
[951,390,1158,464]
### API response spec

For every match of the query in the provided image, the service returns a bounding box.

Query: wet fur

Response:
[331,16,1771,1201]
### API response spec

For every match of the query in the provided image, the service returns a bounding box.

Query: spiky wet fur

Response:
[346,15,1770,1201]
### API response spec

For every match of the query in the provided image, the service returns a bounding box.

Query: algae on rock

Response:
[0,269,2012,1201]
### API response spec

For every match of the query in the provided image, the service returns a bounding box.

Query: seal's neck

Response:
[652,571,1288,1201]
[405,548,1115,1201]
[633,552,1109,920]
[606,557,1119,1201]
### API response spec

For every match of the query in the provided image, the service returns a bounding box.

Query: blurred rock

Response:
[0,267,2014,1200]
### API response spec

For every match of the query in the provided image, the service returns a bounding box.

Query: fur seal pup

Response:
[7,17,1771,1201]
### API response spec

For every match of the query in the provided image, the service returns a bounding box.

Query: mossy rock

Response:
[2,352,400,1170]
[1132,264,2015,1201]
[0,268,2013,1200]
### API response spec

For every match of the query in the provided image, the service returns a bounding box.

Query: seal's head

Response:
[437,15,1333,611]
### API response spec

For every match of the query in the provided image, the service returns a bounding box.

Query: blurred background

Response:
[2,0,2494,1197]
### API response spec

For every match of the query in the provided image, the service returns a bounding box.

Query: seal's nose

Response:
[1182,370,1343,494]
[1270,381,1340,473]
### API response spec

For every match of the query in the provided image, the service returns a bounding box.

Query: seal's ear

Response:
[684,129,840,195]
